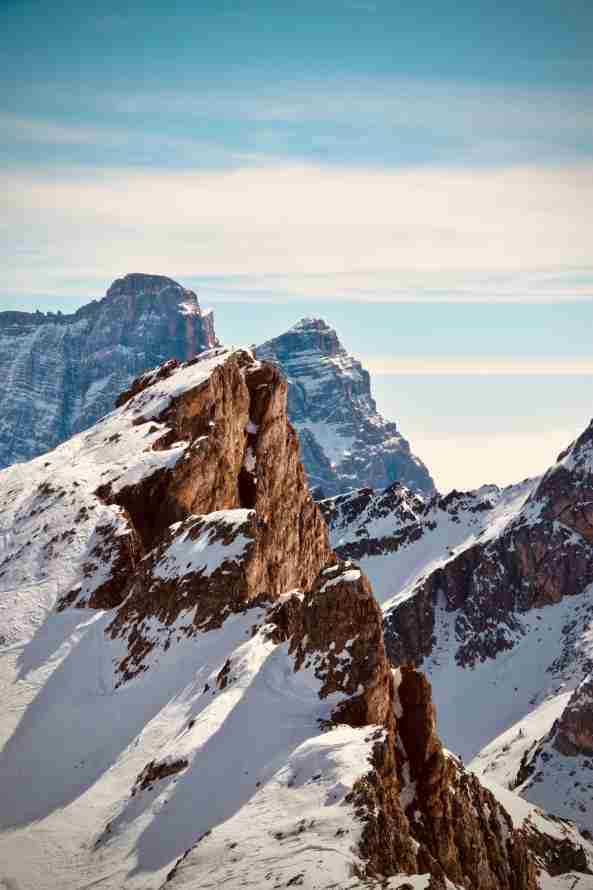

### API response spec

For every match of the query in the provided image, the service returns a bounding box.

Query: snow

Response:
[421,589,592,764]
[153,509,253,581]
[319,568,361,591]
[178,299,201,317]
[0,348,243,647]
[478,776,593,889]
[328,479,534,609]
[0,589,392,890]
[1,341,591,887]
[122,347,230,420]
[295,419,355,468]
[257,319,433,496]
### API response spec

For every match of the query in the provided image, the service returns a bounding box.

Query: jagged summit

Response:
[290,316,333,331]
[105,273,200,310]
[0,274,217,469]
[107,272,189,295]
[257,318,435,498]
[0,348,561,889]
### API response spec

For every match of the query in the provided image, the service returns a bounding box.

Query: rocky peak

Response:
[105,273,203,317]
[554,673,593,756]
[282,316,342,356]
[0,346,548,889]
[106,272,189,299]
[0,273,218,470]
[381,415,593,671]
[257,318,435,498]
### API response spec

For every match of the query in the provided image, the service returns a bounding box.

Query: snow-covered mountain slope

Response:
[322,421,593,842]
[0,348,552,890]
[0,273,217,470]
[321,479,536,612]
[257,317,435,498]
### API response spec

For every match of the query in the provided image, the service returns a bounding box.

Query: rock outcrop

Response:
[99,351,332,679]
[0,347,577,889]
[257,317,434,498]
[554,674,593,757]
[382,421,593,669]
[0,273,217,469]
[320,420,593,846]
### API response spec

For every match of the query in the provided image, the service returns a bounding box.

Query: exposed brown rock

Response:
[522,819,592,876]
[100,350,331,677]
[554,673,593,756]
[270,567,537,889]
[100,351,253,550]
[384,437,593,668]
[271,564,392,726]
[132,757,189,796]
[397,668,536,890]
[56,512,144,612]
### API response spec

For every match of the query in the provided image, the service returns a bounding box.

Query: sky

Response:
[1,0,592,490]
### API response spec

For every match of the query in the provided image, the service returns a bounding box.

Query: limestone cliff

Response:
[0,273,217,469]
[257,317,435,498]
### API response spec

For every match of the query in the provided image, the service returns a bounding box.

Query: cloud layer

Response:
[3,161,593,303]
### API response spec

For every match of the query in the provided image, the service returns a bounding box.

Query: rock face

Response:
[554,674,593,757]
[0,347,549,890]
[0,273,217,469]
[381,421,593,670]
[320,479,534,664]
[257,317,435,498]
[322,424,593,842]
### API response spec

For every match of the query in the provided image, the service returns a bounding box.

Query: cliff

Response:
[257,317,435,498]
[0,273,217,469]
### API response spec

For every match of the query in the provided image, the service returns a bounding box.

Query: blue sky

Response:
[1,0,592,489]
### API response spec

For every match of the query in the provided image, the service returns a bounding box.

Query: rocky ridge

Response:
[0,347,565,889]
[321,422,593,840]
[257,317,435,498]
[0,273,217,470]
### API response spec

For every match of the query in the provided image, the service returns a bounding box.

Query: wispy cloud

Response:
[0,112,281,169]
[2,161,592,304]
[102,79,593,131]
[6,78,593,170]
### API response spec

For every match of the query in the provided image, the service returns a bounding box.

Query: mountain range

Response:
[321,422,593,836]
[0,274,592,889]
[0,274,217,470]
[0,275,433,501]
[257,317,434,498]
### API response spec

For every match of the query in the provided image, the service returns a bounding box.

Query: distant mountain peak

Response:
[257,320,434,497]
[0,273,218,469]
[106,272,195,301]
[289,316,334,332]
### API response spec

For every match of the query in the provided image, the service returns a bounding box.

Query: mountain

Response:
[257,317,435,498]
[321,419,593,843]
[0,273,217,470]
[0,346,573,890]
